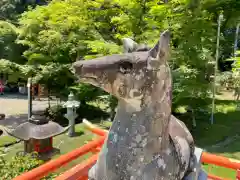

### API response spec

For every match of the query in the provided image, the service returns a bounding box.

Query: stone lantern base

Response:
[24,137,53,154]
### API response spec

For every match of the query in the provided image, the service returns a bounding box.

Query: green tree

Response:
[15,0,240,119]
[0,0,49,22]
[0,21,27,64]
[33,63,76,100]
[17,0,121,64]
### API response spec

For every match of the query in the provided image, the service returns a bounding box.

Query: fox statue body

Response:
[73,31,207,180]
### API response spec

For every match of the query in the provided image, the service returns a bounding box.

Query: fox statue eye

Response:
[119,61,133,74]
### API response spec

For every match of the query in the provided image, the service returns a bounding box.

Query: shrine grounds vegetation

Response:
[0,0,240,179]
[0,96,239,179]
[0,135,18,147]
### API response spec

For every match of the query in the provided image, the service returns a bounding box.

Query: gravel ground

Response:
[0,94,59,130]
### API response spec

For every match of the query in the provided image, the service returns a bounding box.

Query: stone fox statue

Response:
[73,31,205,180]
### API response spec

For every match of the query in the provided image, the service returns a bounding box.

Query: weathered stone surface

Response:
[24,138,52,153]
[73,30,195,180]
[5,121,69,140]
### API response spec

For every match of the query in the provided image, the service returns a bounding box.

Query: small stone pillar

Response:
[63,92,80,137]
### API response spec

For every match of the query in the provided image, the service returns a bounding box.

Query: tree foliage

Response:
[0,21,27,64]
[0,0,49,22]
[0,0,240,175]
[33,63,76,98]
[227,50,240,99]
[0,0,240,112]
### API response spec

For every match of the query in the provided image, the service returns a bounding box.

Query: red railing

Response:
[13,136,105,180]
[13,120,240,180]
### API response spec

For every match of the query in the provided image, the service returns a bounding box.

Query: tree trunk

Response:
[48,88,51,108]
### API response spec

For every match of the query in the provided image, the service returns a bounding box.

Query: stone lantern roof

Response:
[5,114,69,141]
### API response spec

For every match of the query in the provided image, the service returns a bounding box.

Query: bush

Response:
[172,97,211,131]
[70,84,105,104]
[0,150,58,179]
[46,103,110,126]
[76,103,109,122]
[45,104,68,126]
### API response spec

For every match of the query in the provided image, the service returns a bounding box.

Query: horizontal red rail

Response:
[13,136,105,180]
[202,152,240,170]
[207,174,231,180]
[78,176,88,180]
[55,153,99,180]
[82,119,107,136]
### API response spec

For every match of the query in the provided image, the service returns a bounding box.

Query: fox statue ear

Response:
[149,30,170,63]
[122,38,138,53]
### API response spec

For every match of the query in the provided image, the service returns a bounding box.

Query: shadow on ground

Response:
[202,110,240,156]
[0,114,28,129]
[0,94,28,100]
[172,97,240,157]
[190,109,240,155]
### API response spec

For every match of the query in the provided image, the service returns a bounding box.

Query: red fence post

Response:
[236,169,240,180]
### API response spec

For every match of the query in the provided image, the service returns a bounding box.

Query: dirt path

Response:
[216,90,236,100]
[0,94,59,130]
[0,95,28,116]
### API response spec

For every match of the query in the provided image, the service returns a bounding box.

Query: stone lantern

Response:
[5,111,69,154]
[63,92,80,137]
